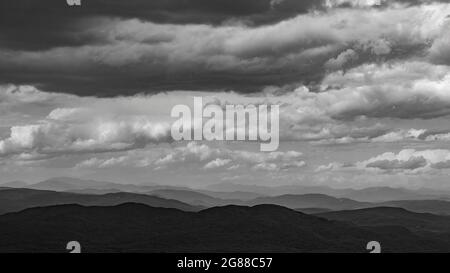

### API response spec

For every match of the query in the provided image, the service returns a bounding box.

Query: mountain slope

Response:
[148,189,234,207]
[318,207,450,233]
[246,194,450,215]
[197,190,263,201]
[342,187,430,202]
[381,200,450,215]
[206,183,447,202]
[0,203,447,253]
[296,208,333,214]
[248,194,368,210]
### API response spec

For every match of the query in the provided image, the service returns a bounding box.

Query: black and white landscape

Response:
[1,0,450,253]
[1,178,450,252]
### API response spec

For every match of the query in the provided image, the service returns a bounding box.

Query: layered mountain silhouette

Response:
[6,177,449,203]
[246,194,450,215]
[148,189,236,207]
[10,177,262,201]
[206,183,447,202]
[296,208,333,214]
[342,187,433,202]
[0,188,200,214]
[248,194,368,211]
[0,203,448,253]
[2,177,450,253]
[2,186,450,216]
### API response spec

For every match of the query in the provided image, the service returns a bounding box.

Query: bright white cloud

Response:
[0,118,171,158]
[0,86,176,159]
[204,158,232,169]
[325,49,359,70]
[151,142,306,172]
[318,149,450,174]
[323,0,385,8]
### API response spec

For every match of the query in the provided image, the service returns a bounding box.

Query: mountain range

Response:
[0,203,448,253]
[1,177,450,253]
[2,185,450,216]
[206,182,450,202]
[5,177,450,203]
[0,188,201,214]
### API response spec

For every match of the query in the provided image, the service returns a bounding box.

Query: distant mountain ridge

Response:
[206,183,448,202]
[3,182,450,215]
[13,177,262,201]
[148,189,237,207]
[247,194,368,211]
[26,177,156,192]
[5,177,450,203]
[0,188,201,215]
[246,194,450,215]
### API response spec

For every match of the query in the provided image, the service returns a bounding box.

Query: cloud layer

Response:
[317,149,450,174]
[1,2,450,94]
[75,142,306,173]
[2,1,450,189]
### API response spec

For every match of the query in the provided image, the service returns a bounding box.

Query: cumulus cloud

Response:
[4,68,450,163]
[0,85,181,159]
[281,61,450,121]
[311,128,450,145]
[365,156,428,170]
[361,149,450,173]
[151,142,306,172]
[204,158,232,169]
[318,149,450,174]
[323,0,385,8]
[315,162,345,172]
[215,60,450,144]
[3,2,450,188]
[428,19,450,65]
[75,156,129,169]
[75,142,306,172]
[325,49,359,71]
[0,118,171,158]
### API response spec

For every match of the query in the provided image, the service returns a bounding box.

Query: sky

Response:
[1,0,450,189]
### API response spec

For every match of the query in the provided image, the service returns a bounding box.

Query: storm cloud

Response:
[1,1,450,95]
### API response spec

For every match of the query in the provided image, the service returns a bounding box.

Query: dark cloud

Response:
[2,0,439,51]
[0,0,322,51]
[0,0,448,96]
[0,54,327,96]
[0,0,328,95]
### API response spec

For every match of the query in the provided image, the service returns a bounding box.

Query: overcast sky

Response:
[1,0,450,189]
